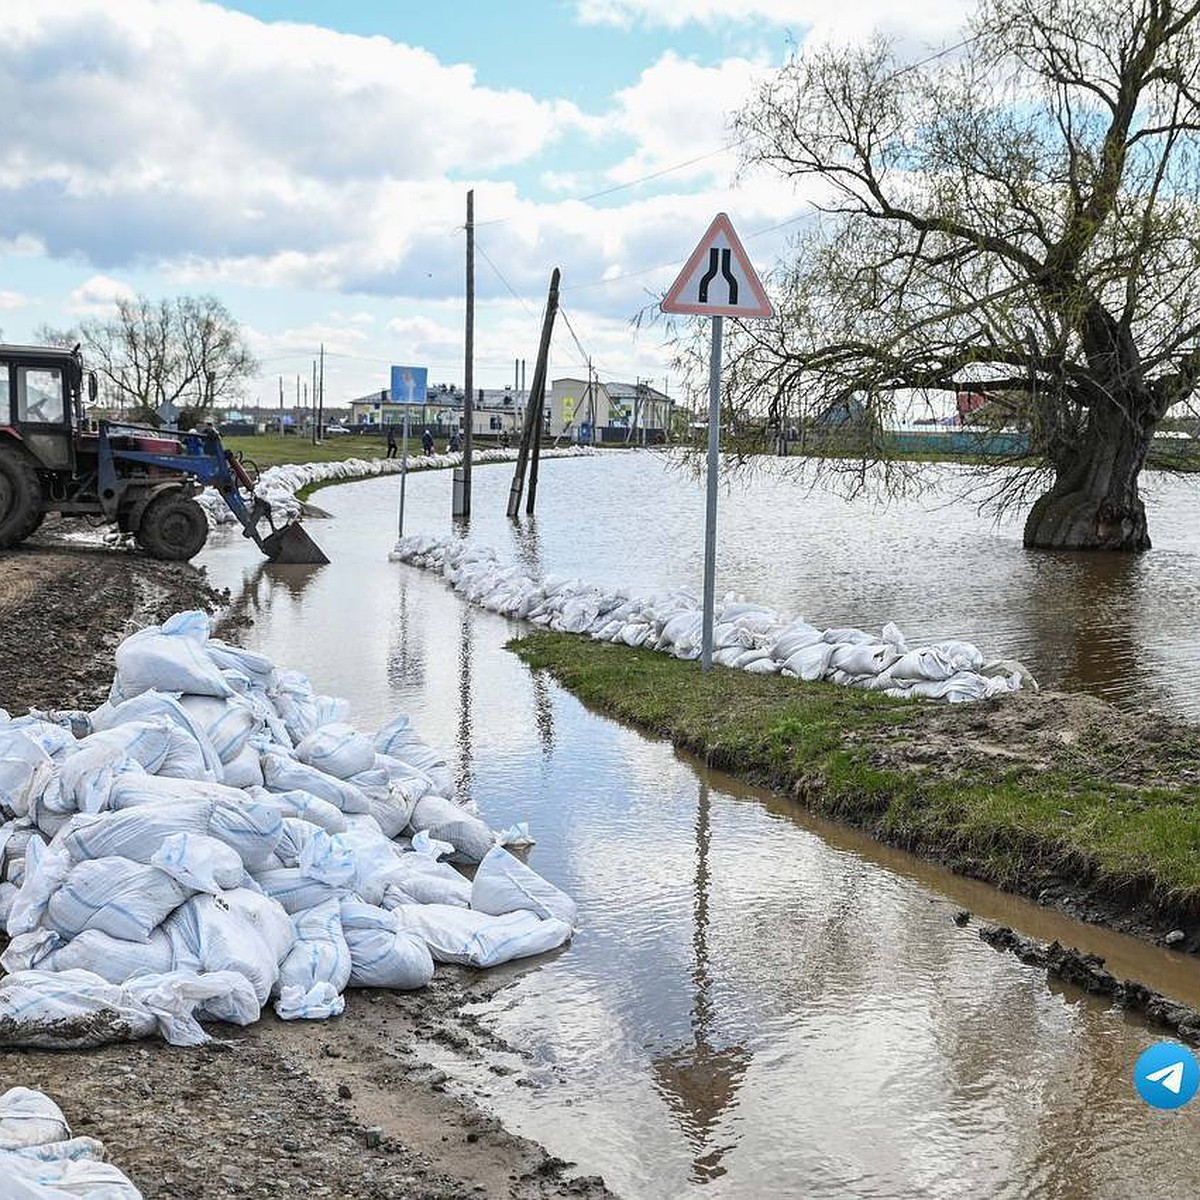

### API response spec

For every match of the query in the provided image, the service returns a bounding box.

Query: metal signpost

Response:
[661,213,774,671]
[392,365,428,537]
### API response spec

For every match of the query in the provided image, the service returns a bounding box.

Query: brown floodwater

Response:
[199,454,1200,1198]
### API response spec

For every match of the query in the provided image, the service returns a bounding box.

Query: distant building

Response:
[548,378,673,442]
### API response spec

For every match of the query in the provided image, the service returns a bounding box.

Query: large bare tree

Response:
[40,294,256,423]
[720,0,1200,550]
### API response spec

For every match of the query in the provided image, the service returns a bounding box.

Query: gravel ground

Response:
[0,531,614,1199]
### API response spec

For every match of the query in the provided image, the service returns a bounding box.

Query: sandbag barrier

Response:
[389,534,1035,703]
[0,611,577,1050]
[197,445,597,526]
[1,1087,142,1199]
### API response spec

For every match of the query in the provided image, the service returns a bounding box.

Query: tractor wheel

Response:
[0,445,45,549]
[135,490,210,561]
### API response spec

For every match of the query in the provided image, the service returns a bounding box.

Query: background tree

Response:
[39,294,256,425]
[713,0,1200,550]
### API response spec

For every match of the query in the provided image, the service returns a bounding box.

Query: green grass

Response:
[222,433,390,469]
[510,632,1200,915]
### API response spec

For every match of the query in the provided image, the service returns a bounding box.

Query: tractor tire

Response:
[0,445,45,550]
[135,490,210,561]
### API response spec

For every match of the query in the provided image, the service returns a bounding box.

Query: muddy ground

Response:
[0,532,611,1200]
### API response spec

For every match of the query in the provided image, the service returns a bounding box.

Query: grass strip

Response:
[510,631,1200,922]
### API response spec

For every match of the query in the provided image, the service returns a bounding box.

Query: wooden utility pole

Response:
[463,189,475,515]
[318,343,324,439]
[507,268,560,518]
[311,360,317,444]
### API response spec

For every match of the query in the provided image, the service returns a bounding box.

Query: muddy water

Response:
[200,458,1200,1198]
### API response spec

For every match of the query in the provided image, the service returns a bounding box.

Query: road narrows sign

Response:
[661,212,773,319]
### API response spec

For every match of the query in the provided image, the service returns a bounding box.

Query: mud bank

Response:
[978,921,1200,1045]
[0,537,611,1199]
[512,632,1200,951]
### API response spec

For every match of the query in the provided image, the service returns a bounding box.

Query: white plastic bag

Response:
[390,904,572,968]
[470,846,577,927]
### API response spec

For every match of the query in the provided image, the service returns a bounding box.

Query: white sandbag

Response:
[274,899,351,1019]
[781,642,836,682]
[742,655,781,675]
[7,839,73,936]
[390,904,571,968]
[822,627,876,645]
[58,802,212,865]
[93,692,223,781]
[261,750,372,815]
[339,900,433,989]
[295,723,376,781]
[0,1086,71,1150]
[270,816,318,868]
[164,888,294,1004]
[409,795,495,864]
[0,879,16,925]
[151,832,245,894]
[0,730,56,820]
[107,773,247,810]
[204,639,276,688]
[376,856,472,909]
[253,788,347,834]
[0,969,158,1048]
[221,741,265,789]
[114,611,231,700]
[22,928,175,984]
[58,722,177,814]
[251,867,347,916]
[470,846,578,927]
[272,671,319,743]
[178,693,261,765]
[769,619,825,661]
[828,643,901,677]
[7,718,79,761]
[46,858,191,943]
[3,1154,143,1200]
[298,829,356,886]
[206,799,284,870]
[890,641,986,683]
[125,969,261,1045]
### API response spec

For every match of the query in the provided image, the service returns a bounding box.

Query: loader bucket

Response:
[262,522,329,565]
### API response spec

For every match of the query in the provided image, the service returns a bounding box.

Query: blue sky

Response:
[0,0,964,407]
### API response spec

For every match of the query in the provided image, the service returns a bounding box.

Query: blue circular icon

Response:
[1134,1042,1200,1110]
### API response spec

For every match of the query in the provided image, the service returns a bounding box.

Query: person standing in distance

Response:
[386,426,398,459]
[422,428,434,455]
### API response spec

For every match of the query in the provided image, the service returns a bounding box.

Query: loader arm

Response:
[97,423,328,564]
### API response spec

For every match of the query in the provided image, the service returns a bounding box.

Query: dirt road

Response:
[0,535,611,1200]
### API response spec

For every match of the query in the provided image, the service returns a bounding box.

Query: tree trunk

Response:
[1023,388,1152,551]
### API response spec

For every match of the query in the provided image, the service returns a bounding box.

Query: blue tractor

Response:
[0,343,327,563]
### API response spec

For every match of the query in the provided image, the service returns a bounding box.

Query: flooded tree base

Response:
[1023,488,1151,551]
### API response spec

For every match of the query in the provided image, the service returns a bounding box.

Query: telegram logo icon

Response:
[1134,1042,1200,1110]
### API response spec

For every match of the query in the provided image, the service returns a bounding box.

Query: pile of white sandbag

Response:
[0,611,576,1048]
[197,446,596,526]
[1,1087,142,1199]
[389,534,1033,704]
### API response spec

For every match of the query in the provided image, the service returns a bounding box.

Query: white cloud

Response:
[65,273,135,315]
[576,0,970,42]
[0,290,29,310]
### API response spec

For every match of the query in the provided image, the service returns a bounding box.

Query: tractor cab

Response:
[0,344,87,472]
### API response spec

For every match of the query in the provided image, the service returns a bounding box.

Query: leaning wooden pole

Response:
[507,268,561,518]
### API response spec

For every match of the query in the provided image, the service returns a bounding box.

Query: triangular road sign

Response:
[661,212,773,319]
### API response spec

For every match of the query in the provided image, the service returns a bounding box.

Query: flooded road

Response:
[201,456,1200,1197]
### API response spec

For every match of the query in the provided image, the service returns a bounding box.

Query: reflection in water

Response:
[651,779,749,1183]
[199,466,1200,1198]
[456,605,474,803]
[216,561,325,629]
[513,513,544,578]
[388,581,425,691]
[531,670,555,758]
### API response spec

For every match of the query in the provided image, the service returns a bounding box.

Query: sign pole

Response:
[701,315,722,672]
[398,405,410,537]
[659,212,772,675]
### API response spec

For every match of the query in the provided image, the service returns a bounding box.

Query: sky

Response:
[0,0,970,410]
